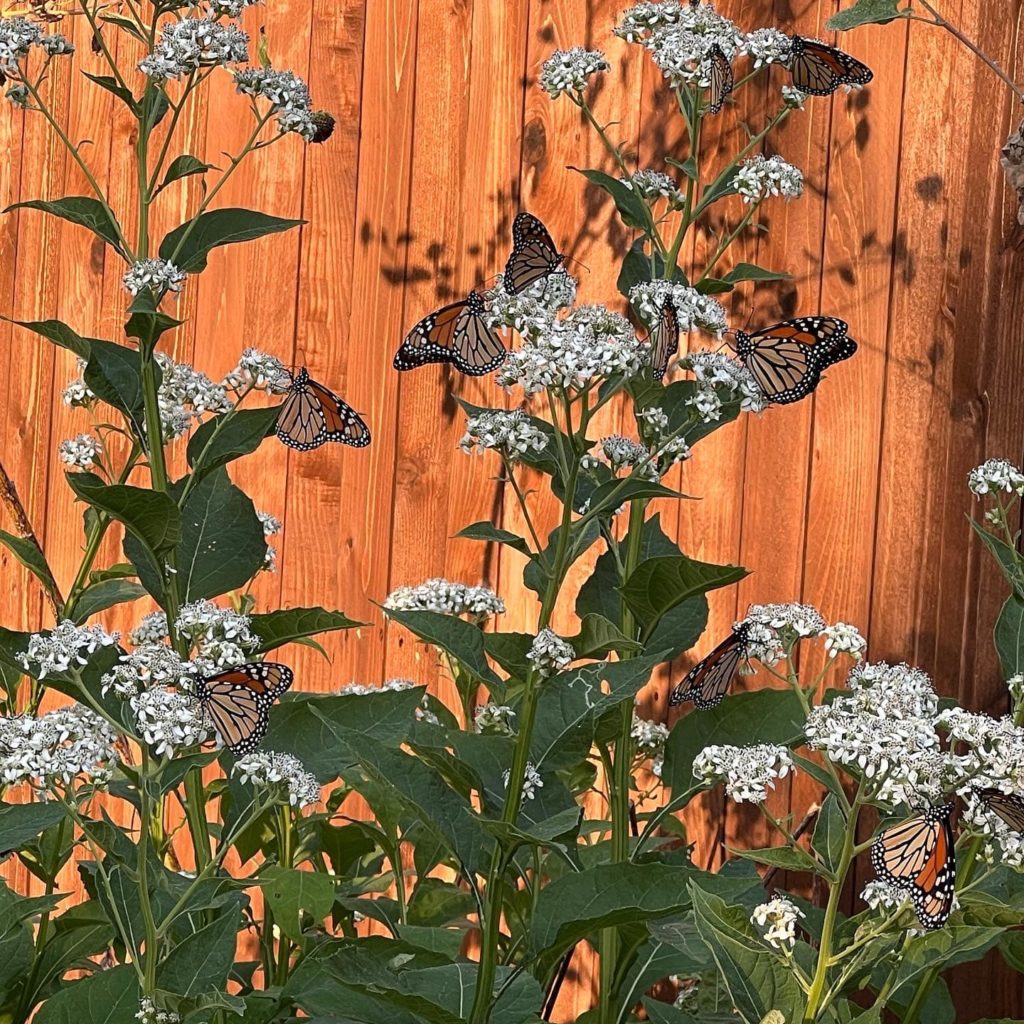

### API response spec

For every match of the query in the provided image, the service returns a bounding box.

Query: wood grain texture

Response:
[2,0,1024,1017]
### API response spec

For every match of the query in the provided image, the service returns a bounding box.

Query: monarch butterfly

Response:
[197,662,294,756]
[734,316,856,405]
[706,44,733,115]
[503,213,566,294]
[668,624,751,710]
[275,368,371,451]
[871,803,956,930]
[647,299,680,381]
[977,788,1024,833]
[394,291,506,376]
[788,36,873,96]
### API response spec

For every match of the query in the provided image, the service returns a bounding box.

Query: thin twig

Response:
[762,800,821,891]
[0,457,63,616]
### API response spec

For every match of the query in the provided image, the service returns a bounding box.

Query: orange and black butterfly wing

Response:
[276,380,327,451]
[504,213,565,294]
[979,789,1024,833]
[871,804,956,930]
[668,628,747,710]
[790,36,873,96]
[198,662,294,756]
[648,300,680,381]
[306,379,371,448]
[707,44,734,115]
[394,293,505,376]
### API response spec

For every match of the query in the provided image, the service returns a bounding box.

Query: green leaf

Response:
[688,883,804,1024]
[721,262,793,285]
[890,926,1005,997]
[83,337,155,437]
[66,473,181,552]
[662,688,807,801]
[455,521,530,557]
[159,208,305,273]
[618,554,747,635]
[123,290,183,351]
[385,608,500,685]
[618,238,666,303]
[585,478,688,521]
[565,613,643,659]
[0,530,61,610]
[406,878,476,928]
[732,844,820,874]
[481,631,533,683]
[811,793,846,877]
[187,405,283,480]
[157,901,241,995]
[570,167,650,231]
[995,595,1024,677]
[6,198,126,257]
[70,579,147,623]
[642,1000,702,1024]
[0,800,66,851]
[260,867,335,943]
[158,154,214,193]
[524,519,600,596]
[827,0,912,31]
[80,72,137,113]
[248,606,363,654]
[34,964,139,1024]
[31,901,114,1004]
[971,517,1024,597]
[1,316,94,358]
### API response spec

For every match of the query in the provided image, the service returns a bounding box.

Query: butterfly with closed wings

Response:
[668,623,751,710]
[503,212,567,295]
[788,36,873,96]
[197,662,294,756]
[734,316,857,405]
[871,803,957,930]
[275,368,371,451]
[976,788,1024,833]
[705,44,733,115]
[646,299,680,382]
[394,290,507,377]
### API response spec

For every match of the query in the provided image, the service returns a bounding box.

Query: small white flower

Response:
[968,458,1024,497]
[745,27,793,68]
[102,644,195,699]
[460,409,548,462]
[486,271,577,342]
[176,600,261,668]
[0,17,41,73]
[743,602,826,644]
[234,66,322,139]
[129,611,170,646]
[694,742,793,803]
[782,84,807,109]
[58,433,100,470]
[632,713,669,756]
[503,761,544,800]
[751,896,804,949]
[20,621,119,679]
[139,18,249,79]
[123,259,187,297]
[527,629,575,677]
[630,281,729,337]
[336,678,417,696]
[475,703,517,735]
[1009,674,1024,706]
[539,47,609,98]
[623,169,683,207]
[678,349,768,421]
[861,879,910,913]
[131,688,210,757]
[234,749,320,808]
[384,579,505,619]
[225,347,291,393]
[62,367,94,407]
[136,997,181,1024]
[822,622,867,660]
[153,353,232,441]
[734,154,804,204]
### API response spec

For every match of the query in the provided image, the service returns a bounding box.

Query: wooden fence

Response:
[2,0,1024,1017]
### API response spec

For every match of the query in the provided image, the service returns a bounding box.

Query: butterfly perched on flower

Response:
[275,368,371,451]
[788,36,873,96]
[871,803,956,929]
[394,291,506,376]
[646,299,680,381]
[705,44,733,115]
[197,662,294,756]
[977,788,1024,833]
[668,624,751,710]
[734,316,856,405]
[503,212,566,294]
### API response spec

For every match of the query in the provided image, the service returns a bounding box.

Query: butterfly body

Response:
[668,623,750,710]
[503,212,566,294]
[735,316,856,405]
[871,803,956,929]
[197,662,294,756]
[276,367,371,450]
[648,299,680,381]
[788,36,873,96]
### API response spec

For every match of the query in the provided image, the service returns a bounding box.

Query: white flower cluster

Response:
[504,761,544,800]
[58,433,100,471]
[940,709,1024,794]
[527,629,576,677]
[155,353,231,440]
[459,409,548,462]
[496,305,644,395]
[234,750,320,808]
[225,347,291,393]
[805,662,953,806]
[336,678,416,697]
[743,602,826,659]
[175,600,261,668]
[968,458,1024,497]
[678,349,768,422]
[782,85,807,109]
[139,18,249,79]
[136,997,180,1024]
[20,621,119,679]
[624,169,683,207]
[486,270,577,342]
[235,66,321,140]
[861,878,910,913]
[630,281,729,337]
[63,362,94,407]
[693,742,793,803]
[384,579,505,619]
[632,712,669,758]
[102,644,195,700]
[822,621,867,660]
[961,787,1024,870]
[734,154,804,205]
[751,896,804,950]
[601,434,649,471]
[131,688,210,758]
[0,17,74,75]
[0,706,118,788]
[474,703,516,735]
[744,27,793,68]
[123,259,187,297]
[539,47,609,98]
[258,510,281,573]
[197,0,261,17]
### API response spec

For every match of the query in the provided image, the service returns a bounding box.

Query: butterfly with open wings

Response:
[197,662,294,756]
[394,291,507,376]
[275,368,371,451]
[788,36,873,96]
[503,212,567,295]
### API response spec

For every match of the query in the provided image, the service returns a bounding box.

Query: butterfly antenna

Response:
[564,254,590,274]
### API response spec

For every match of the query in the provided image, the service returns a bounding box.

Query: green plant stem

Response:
[665,94,701,276]
[505,461,544,557]
[137,752,161,996]
[274,807,295,985]
[75,0,132,96]
[697,203,758,284]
